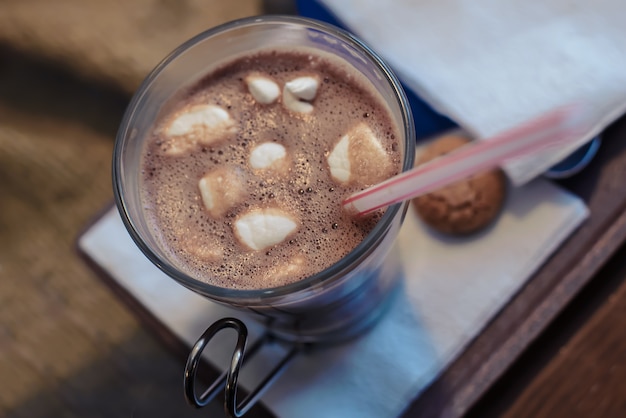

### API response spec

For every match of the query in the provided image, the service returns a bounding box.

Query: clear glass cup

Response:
[113,15,415,416]
[113,15,415,344]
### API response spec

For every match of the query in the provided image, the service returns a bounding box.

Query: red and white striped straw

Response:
[343,104,587,216]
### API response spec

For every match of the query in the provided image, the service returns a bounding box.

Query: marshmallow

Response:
[282,87,313,114]
[245,75,280,104]
[282,76,319,114]
[249,142,287,170]
[327,134,351,183]
[166,104,235,137]
[163,105,236,155]
[185,239,224,261]
[178,233,224,262]
[327,123,393,185]
[285,76,319,101]
[162,136,196,156]
[234,208,298,251]
[269,255,306,282]
[198,166,247,218]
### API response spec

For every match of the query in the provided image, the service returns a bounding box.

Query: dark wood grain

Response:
[468,236,626,417]
[500,261,626,418]
[403,117,626,417]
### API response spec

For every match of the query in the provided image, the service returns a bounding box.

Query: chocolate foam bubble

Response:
[140,49,401,290]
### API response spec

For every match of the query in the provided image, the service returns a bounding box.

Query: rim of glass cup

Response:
[113,15,415,302]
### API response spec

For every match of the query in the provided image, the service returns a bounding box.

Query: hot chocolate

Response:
[140,48,402,290]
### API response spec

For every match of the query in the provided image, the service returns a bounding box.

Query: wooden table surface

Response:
[468,241,626,417]
[1,2,625,417]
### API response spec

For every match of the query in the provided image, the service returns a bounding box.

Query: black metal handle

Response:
[184,317,301,417]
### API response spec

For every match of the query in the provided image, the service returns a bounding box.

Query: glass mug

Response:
[113,16,415,417]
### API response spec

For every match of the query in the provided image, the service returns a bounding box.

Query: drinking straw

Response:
[343,105,587,216]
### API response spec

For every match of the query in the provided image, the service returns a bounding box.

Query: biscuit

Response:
[413,135,507,235]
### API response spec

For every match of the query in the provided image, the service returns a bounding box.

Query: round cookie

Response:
[413,135,507,235]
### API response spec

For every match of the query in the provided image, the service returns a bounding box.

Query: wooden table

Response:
[468,239,626,417]
[2,3,625,413]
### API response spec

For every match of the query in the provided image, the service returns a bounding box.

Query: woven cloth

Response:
[0,1,260,416]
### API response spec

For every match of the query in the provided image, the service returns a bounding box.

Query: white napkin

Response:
[318,0,626,185]
[79,179,587,418]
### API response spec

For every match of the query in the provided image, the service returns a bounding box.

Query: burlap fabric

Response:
[0,0,262,93]
[0,1,265,416]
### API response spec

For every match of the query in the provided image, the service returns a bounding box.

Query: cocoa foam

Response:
[140,49,401,290]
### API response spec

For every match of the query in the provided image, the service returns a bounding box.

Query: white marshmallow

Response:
[269,255,306,283]
[245,75,280,104]
[162,136,196,156]
[327,123,393,185]
[249,142,287,170]
[282,87,314,114]
[327,134,351,183]
[198,166,247,218]
[185,239,224,261]
[281,255,306,277]
[234,208,298,251]
[285,76,319,101]
[163,105,236,155]
[177,232,224,262]
[166,104,234,137]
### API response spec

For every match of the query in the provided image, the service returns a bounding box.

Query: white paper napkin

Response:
[79,179,587,417]
[317,0,626,185]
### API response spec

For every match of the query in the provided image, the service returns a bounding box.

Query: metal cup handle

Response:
[184,317,302,417]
